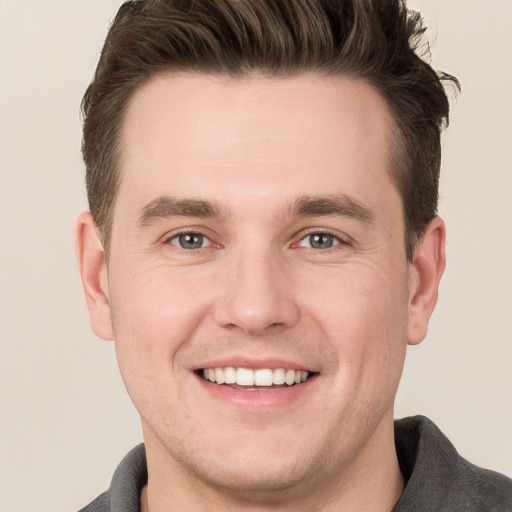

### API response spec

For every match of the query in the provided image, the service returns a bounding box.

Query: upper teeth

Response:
[202,367,310,387]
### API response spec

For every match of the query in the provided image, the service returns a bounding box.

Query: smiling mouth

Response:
[197,367,316,387]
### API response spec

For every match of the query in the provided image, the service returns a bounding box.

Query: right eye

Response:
[168,232,211,250]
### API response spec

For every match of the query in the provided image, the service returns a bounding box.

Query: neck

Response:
[141,415,404,512]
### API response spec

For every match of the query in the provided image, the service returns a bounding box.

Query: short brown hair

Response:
[81,0,459,259]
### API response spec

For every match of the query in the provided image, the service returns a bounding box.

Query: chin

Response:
[162,427,323,497]
[187,453,316,497]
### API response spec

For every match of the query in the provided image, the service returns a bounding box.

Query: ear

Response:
[407,216,446,346]
[75,212,114,341]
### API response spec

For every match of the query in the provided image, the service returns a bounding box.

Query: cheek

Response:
[302,262,408,332]
[108,264,213,395]
[299,263,409,383]
[110,261,210,339]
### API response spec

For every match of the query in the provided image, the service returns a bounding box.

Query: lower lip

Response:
[194,373,317,409]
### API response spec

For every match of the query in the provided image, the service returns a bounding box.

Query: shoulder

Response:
[77,491,110,512]
[77,444,147,512]
[394,416,512,512]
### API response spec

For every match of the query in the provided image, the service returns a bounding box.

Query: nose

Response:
[213,250,300,336]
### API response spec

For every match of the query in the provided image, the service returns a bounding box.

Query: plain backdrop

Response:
[0,1,511,510]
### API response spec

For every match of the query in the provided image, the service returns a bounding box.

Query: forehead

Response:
[117,73,398,215]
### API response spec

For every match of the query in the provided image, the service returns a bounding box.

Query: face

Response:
[79,73,444,500]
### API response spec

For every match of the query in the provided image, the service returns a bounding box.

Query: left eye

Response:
[169,233,211,250]
[298,233,340,249]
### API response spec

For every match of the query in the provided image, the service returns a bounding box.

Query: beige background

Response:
[0,1,511,510]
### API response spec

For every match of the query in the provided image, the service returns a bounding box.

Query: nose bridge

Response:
[214,242,299,335]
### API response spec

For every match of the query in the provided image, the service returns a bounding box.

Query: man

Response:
[75,0,512,510]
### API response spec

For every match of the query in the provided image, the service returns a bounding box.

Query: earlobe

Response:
[75,212,114,341]
[407,217,446,346]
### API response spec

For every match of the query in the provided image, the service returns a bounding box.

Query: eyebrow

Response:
[290,194,374,224]
[136,195,228,226]
[136,193,374,227]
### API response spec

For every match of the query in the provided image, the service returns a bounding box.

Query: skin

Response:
[76,74,445,511]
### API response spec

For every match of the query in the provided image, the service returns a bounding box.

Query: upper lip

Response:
[193,356,315,372]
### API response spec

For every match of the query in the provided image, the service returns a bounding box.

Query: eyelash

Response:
[163,228,349,254]
[296,230,348,251]
[164,231,215,251]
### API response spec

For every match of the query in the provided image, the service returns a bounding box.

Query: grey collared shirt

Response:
[78,416,512,512]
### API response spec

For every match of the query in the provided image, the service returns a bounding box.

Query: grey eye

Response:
[299,233,340,249]
[171,233,207,249]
